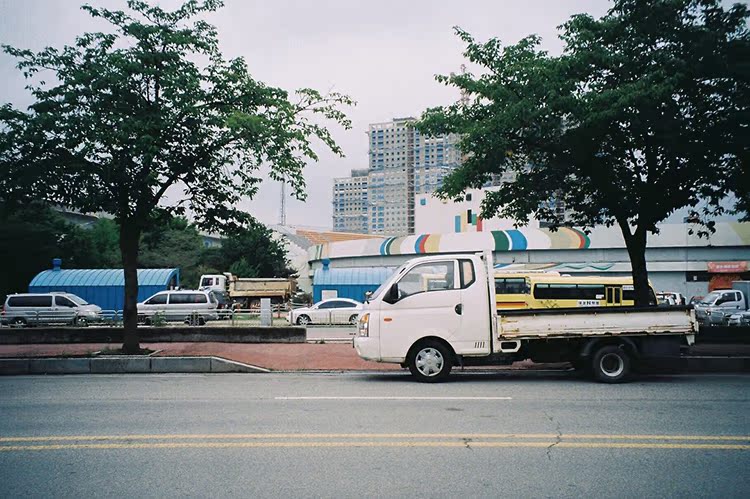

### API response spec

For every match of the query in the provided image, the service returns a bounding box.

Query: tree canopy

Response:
[0,201,294,302]
[0,0,352,352]
[0,203,121,302]
[419,0,749,305]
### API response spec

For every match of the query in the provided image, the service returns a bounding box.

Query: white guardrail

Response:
[0,304,359,328]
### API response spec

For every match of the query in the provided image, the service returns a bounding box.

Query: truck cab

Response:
[694,286,749,326]
[199,274,227,294]
[355,254,494,368]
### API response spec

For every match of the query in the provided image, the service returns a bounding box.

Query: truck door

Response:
[605,286,622,306]
[378,260,462,360]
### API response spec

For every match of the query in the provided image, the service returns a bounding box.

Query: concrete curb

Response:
[0,355,747,376]
[0,356,269,375]
[0,326,306,345]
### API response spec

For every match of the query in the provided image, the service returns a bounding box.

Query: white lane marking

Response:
[275,396,512,400]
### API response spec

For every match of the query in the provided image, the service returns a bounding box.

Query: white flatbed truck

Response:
[354,252,697,383]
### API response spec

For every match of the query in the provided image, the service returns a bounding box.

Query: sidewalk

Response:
[1,341,749,372]
[0,342,398,371]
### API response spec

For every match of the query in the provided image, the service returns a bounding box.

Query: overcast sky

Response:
[1,0,612,229]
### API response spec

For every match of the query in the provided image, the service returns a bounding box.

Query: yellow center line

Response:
[0,441,748,451]
[1,433,748,442]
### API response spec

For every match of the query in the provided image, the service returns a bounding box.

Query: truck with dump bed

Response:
[199,273,296,309]
[354,252,697,383]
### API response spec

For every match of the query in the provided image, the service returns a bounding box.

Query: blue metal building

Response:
[312,264,395,303]
[29,260,180,311]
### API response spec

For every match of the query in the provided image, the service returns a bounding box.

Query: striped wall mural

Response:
[371,227,589,256]
[308,222,747,261]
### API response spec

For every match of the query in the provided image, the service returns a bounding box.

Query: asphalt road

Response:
[1,372,749,498]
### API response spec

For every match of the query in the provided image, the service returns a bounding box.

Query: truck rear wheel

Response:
[591,345,631,383]
[408,340,452,383]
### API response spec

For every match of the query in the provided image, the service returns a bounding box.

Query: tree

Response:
[138,215,205,288]
[0,202,70,302]
[214,219,296,278]
[0,203,120,302]
[419,0,749,305]
[0,0,352,352]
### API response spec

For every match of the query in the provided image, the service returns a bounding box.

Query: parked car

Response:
[288,298,363,325]
[727,311,750,327]
[137,290,219,325]
[1,292,102,327]
[694,285,750,326]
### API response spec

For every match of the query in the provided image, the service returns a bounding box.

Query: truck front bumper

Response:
[353,336,380,362]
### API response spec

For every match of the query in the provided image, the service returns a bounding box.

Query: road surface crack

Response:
[545,412,562,461]
[462,437,473,450]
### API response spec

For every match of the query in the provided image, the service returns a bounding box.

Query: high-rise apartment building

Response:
[366,117,461,236]
[331,118,462,236]
[332,168,369,233]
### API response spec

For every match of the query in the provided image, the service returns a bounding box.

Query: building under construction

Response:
[332,168,368,233]
[332,117,462,236]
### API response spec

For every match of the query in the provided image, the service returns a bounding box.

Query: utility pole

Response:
[280,180,287,226]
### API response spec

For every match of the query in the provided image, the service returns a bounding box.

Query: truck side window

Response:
[397,261,455,299]
[716,293,732,305]
[459,259,475,288]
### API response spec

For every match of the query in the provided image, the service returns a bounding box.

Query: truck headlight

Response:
[358,313,369,337]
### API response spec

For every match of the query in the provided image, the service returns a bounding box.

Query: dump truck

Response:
[199,273,296,308]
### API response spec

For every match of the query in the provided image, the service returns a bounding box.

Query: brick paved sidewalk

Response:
[0,342,399,371]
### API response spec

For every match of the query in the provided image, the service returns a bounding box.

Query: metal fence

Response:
[0,304,358,328]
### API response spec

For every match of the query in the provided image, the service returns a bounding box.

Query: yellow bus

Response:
[494,272,656,310]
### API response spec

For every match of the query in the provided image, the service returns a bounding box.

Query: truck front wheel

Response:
[591,345,631,383]
[408,340,452,383]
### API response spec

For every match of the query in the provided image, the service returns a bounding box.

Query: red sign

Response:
[707,261,748,273]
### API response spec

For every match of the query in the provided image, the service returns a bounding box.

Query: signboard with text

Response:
[707,261,748,273]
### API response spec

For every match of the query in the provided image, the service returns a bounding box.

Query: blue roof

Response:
[314,267,396,286]
[30,268,180,287]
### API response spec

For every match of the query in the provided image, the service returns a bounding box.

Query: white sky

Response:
[1,0,612,229]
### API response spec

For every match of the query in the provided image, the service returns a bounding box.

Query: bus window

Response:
[533,283,578,300]
[576,284,605,300]
[495,278,529,294]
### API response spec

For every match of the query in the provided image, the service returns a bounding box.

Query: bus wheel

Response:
[591,345,631,383]
[408,340,452,383]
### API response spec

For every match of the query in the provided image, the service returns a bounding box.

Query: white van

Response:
[137,290,219,325]
[1,292,102,327]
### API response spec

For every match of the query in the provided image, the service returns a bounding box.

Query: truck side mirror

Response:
[384,284,399,304]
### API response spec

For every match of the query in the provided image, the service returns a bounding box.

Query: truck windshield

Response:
[698,291,722,305]
[368,264,407,301]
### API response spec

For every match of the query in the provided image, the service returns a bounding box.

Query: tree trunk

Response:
[120,222,142,354]
[620,223,652,307]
